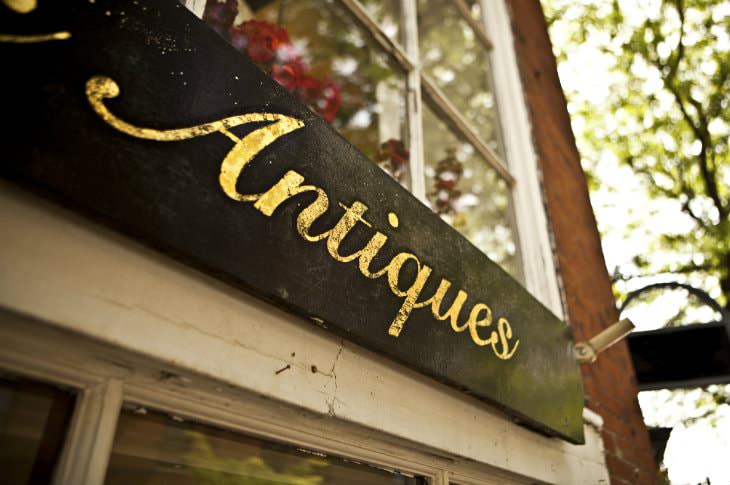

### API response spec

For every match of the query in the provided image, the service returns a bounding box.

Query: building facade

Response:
[0,0,655,484]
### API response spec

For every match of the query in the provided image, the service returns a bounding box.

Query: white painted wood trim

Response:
[480,0,565,318]
[401,0,427,202]
[0,309,530,485]
[0,182,608,484]
[122,384,444,480]
[433,469,450,485]
[55,379,123,485]
[0,317,123,485]
[52,385,100,485]
[182,0,206,18]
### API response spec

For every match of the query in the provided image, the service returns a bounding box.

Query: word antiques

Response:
[86,75,519,360]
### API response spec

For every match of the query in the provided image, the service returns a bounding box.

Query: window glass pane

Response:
[202,0,410,186]
[464,0,481,21]
[105,406,425,485]
[417,0,500,152]
[0,375,76,485]
[423,103,517,274]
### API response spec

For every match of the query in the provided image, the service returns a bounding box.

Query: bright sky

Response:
[547,1,730,482]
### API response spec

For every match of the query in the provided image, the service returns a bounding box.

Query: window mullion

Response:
[53,379,123,485]
[448,0,493,51]
[402,0,427,202]
[337,0,415,70]
[433,469,450,485]
[480,0,565,316]
[421,75,515,186]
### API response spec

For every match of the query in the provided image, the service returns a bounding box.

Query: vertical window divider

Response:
[402,0,427,202]
[433,469,450,485]
[53,379,123,485]
[0,312,124,485]
[480,0,565,317]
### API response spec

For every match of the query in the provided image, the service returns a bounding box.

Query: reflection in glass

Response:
[423,104,517,274]
[417,0,500,152]
[0,376,75,485]
[202,0,409,186]
[105,406,425,485]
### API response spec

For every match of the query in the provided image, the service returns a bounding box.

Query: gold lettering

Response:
[0,32,71,43]
[85,76,304,202]
[1,0,71,43]
[493,318,519,359]
[327,202,372,261]
[85,76,519,359]
[296,189,330,241]
[254,171,307,216]
[254,170,331,242]
[467,303,498,346]
[356,232,391,278]
[252,173,394,282]
[218,118,303,201]
[326,203,392,277]
[385,253,434,337]
[4,0,36,13]
[430,279,468,331]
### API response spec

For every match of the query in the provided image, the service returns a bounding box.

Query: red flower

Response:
[316,81,341,123]
[380,139,410,168]
[225,19,341,122]
[230,20,290,63]
[272,63,341,123]
[271,59,307,91]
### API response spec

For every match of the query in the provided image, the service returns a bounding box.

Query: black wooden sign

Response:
[0,0,584,442]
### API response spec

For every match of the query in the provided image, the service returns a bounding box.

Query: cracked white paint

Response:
[322,342,344,417]
[0,181,609,485]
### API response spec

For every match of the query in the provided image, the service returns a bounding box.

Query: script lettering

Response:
[86,75,520,359]
[0,0,71,43]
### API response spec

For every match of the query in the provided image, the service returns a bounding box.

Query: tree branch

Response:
[688,95,725,218]
[681,199,708,227]
[663,81,725,217]
[668,0,685,81]
[652,1,726,219]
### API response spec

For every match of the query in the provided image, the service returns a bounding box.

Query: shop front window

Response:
[0,375,76,485]
[105,405,426,485]
[418,0,500,151]
[423,103,515,273]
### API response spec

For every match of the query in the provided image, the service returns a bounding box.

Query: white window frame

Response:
[480,0,565,316]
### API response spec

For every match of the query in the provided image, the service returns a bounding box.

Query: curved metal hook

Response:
[619,281,725,320]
